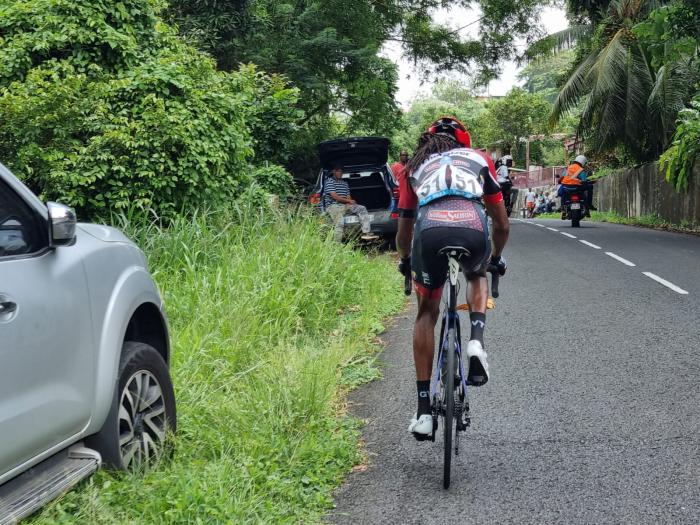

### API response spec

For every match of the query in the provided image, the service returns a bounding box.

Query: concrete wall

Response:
[595,162,700,226]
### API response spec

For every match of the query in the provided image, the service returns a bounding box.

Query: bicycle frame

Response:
[430,254,472,488]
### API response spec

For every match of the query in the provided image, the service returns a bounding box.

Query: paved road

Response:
[330,219,700,525]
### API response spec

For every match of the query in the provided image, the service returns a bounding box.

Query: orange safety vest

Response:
[561,163,584,186]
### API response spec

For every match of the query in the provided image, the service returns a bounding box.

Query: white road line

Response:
[560,232,577,239]
[605,252,636,267]
[546,227,559,232]
[579,240,601,249]
[643,272,689,295]
[535,223,545,228]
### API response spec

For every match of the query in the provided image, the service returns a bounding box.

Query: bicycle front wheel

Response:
[443,319,456,489]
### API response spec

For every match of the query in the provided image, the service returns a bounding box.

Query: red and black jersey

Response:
[398,148,502,217]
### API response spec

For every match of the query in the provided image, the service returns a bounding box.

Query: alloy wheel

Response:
[118,370,167,469]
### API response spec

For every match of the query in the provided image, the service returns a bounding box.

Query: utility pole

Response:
[525,136,530,173]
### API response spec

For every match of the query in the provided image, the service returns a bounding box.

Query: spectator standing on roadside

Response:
[323,165,379,243]
[525,187,536,218]
[391,150,409,182]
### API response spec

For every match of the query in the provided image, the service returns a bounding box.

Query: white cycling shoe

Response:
[408,413,433,439]
[466,340,489,386]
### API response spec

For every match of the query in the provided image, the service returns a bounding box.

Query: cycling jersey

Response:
[398,148,502,299]
[398,148,502,213]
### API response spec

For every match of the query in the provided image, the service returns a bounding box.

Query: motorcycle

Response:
[500,180,516,217]
[560,187,588,227]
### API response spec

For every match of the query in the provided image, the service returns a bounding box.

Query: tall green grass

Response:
[30,204,404,524]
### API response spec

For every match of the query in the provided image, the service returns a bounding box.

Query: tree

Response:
[549,0,697,161]
[518,50,575,102]
[167,0,555,177]
[0,0,300,217]
[477,88,551,157]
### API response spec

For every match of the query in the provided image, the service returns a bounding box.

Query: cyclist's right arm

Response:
[476,153,509,259]
[396,171,417,260]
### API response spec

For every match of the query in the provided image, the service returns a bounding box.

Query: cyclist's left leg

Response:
[408,219,447,436]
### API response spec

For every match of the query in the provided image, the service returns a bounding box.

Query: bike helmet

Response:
[428,116,471,148]
[501,154,513,167]
[574,154,588,166]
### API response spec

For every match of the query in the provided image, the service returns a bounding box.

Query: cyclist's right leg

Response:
[465,273,490,386]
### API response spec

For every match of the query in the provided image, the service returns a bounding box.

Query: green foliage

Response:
[249,164,295,196]
[661,95,700,191]
[167,0,560,177]
[0,1,300,219]
[518,50,576,102]
[0,0,165,83]
[477,88,551,153]
[391,88,487,155]
[541,0,699,163]
[29,204,404,524]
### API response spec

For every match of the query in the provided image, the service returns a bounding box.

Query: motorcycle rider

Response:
[558,155,596,215]
[395,117,509,439]
[496,154,514,215]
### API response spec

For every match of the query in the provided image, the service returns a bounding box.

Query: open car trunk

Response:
[344,170,391,211]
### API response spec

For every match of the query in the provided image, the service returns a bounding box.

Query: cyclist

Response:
[396,117,509,438]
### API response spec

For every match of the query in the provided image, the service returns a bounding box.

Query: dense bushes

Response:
[0,0,299,218]
[661,94,700,191]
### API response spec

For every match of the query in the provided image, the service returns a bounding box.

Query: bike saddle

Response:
[438,246,472,259]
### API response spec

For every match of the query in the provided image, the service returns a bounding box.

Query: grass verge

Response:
[535,210,699,234]
[30,204,404,524]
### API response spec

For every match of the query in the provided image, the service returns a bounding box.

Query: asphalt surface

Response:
[329,218,700,525]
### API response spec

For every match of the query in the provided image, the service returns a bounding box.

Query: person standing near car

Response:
[323,165,379,242]
[391,150,409,181]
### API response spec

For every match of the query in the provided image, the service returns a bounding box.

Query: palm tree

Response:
[545,0,695,161]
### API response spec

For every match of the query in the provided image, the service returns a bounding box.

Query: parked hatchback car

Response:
[309,137,399,243]
[0,163,176,523]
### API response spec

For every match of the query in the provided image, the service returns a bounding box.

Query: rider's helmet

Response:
[427,116,471,148]
[574,154,588,166]
[501,154,513,167]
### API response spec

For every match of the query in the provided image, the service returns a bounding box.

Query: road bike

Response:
[404,251,500,489]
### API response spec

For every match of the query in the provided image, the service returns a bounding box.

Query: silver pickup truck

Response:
[0,163,176,523]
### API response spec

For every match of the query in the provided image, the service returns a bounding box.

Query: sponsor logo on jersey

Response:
[426,209,477,223]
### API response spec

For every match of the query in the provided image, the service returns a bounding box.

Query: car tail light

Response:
[309,193,320,205]
[391,212,399,220]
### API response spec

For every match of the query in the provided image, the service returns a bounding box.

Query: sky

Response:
[382,5,569,108]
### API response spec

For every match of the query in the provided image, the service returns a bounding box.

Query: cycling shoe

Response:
[466,340,489,386]
[408,413,433,440]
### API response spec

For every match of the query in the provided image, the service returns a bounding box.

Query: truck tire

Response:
[86,341,176,470]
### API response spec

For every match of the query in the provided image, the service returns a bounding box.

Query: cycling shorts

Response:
[411,197,491,299]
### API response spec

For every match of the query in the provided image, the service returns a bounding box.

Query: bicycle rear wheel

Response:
[443,286,456,489]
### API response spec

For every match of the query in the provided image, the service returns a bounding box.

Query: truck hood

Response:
[77,223,134,245]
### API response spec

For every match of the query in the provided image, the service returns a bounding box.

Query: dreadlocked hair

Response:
[405,132,460,174]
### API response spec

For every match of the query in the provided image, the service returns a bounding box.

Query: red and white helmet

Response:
[427,116,471,148]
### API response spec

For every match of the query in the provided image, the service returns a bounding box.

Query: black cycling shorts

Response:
[411,197,491,299]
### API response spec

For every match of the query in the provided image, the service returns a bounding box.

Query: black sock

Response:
[416,380,431,416]
[470,312,486,345]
